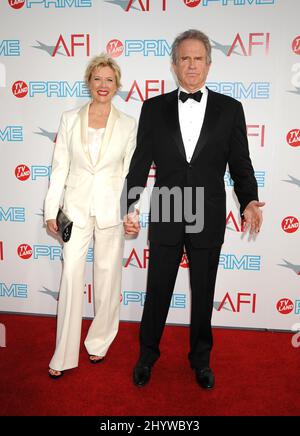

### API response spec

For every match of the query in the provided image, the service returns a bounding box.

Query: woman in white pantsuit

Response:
[44,54,136,378]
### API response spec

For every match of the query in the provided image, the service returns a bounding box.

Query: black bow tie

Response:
[179,90,202,103]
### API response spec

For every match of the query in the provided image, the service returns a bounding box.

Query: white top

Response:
[88,127,105,165]
[88,127,105,216]
[178,85,208,162]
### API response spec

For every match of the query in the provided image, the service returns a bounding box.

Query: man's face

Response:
[172,39,211,92]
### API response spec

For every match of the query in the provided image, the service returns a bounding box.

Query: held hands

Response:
[123,210,140,235]
[46,204,265,236]
[46,219,58,235]
[242,200,266,234]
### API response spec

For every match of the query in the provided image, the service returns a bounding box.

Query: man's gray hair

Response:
[171,29,212,65]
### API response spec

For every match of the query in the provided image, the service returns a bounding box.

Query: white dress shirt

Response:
[178,85,208,162]
[88,127,105,216]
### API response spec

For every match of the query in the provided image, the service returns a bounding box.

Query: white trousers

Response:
[49,217,124,371]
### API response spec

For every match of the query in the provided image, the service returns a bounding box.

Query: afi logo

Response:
[184,0,201,7]
[217,292,257,313]
[286,129,300,147]
[227,33,270,56]
[0,241,3,261]
[281,216,299,234]
[52,34,90,57]
[124,248,149,269]
[124,0,167,11]
[180,253,189,268]
[145,164,156,186]
[39,284,92,304]
[226,210,245,232]
[276,298,294,315]
[247,124,265,147]
[126,80,165,102]
[292,36,300,55]
[84,283,93,304]
[17,244,33,259]
[8,0,25,9]
[12,81,28,98]
[124,248,188,269]
[106,40,124,58]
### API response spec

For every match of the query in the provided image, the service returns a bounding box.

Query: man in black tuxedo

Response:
[123,29,265,389]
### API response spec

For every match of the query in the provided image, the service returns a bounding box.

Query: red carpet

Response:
[0,314,299,416]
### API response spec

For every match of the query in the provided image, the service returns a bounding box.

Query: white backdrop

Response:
[0,0,299,331]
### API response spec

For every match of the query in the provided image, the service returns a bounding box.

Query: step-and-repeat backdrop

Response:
[0,0,299,331]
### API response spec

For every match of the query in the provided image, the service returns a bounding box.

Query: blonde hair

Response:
[84,53,121,90]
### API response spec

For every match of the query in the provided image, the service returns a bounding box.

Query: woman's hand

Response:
[123,210,140,235]
[47,219,58,235]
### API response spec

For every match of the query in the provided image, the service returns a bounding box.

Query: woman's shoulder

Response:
[116,108,137,127]
[61,102,88,120]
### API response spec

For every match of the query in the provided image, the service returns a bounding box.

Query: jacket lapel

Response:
[78,102,92,165]
[164,90,187,161]
[96,104,120,165]
[78,102,120,167]
[190,89,221,163]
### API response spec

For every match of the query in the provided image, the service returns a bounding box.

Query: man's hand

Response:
[46,219,58,235]
[242,200,265,234]
[123,210,140,235]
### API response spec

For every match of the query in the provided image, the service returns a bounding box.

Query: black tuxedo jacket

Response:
[124,88,258,248]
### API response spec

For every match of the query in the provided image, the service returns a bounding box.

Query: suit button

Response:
[188,164,193,169]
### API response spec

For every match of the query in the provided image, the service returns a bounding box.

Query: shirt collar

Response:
[178,85,207,98]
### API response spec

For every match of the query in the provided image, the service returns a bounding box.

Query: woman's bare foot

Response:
[89,355,104,364]
[48,368,64,378]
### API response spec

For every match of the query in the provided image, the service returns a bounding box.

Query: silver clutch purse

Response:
[56,208,73,242]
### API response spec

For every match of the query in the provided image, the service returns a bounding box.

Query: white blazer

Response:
[44,102,137,229]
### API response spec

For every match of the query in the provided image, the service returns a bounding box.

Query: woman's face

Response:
[89,65,117,104]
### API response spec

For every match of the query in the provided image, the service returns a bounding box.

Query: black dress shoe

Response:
[195,367,215,390]
[133,364,152,387]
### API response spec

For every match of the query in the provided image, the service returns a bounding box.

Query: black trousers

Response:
[139,235,221,369]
